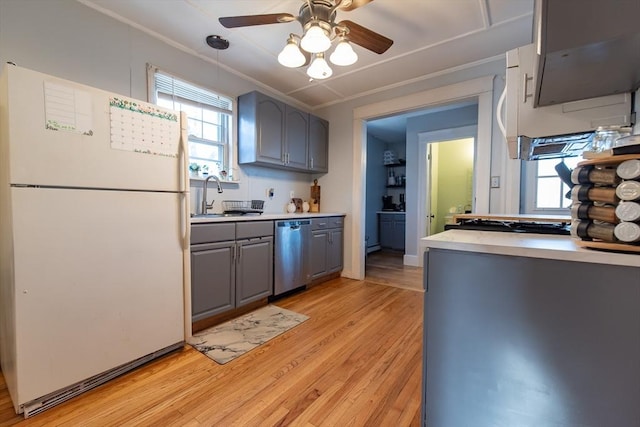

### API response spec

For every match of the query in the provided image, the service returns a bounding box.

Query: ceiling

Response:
[79,0,534,111]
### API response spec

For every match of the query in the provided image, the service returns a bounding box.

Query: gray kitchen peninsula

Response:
[421,230,640,427]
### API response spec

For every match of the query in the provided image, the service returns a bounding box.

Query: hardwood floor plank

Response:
[365,251,423,291]
[0,276,423,426]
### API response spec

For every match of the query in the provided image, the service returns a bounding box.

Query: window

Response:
[148,66,234,179]
[521,157,581,213]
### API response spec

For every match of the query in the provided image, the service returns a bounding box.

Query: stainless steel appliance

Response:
[444,214,571,235]
[498,43,632,160]
[274,219,311,296]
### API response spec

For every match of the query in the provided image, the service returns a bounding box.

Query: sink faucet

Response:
[201,175,223,214]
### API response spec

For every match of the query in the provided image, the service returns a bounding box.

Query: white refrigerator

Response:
[0,65,189,417]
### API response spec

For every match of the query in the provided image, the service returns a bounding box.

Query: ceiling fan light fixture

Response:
[329,38,358,66]
[278,37,306,68]
[306,53,333,80]
[300,24,331,53]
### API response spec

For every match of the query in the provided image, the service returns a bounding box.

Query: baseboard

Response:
[366,245,380,254]
[403,254,420,267]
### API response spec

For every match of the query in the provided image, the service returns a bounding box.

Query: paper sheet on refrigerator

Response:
[44,81,94,135]
[109,97,180,158]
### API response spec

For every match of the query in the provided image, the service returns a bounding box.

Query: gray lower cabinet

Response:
[422,248,640,427]
[236,236,273,306]
[379,213,405,250]
[190,221,273,322]
[190,240,235,320]
[310,216,344,280]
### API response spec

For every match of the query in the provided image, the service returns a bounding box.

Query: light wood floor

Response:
[0,265,424,426]
[365,250,423,291]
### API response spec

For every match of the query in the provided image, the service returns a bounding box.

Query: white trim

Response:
[352,76,495,279]
[351,119,368,281]
[403,254,420,267]
[417,125,480,267]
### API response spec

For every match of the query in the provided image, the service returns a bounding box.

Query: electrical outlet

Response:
[290,190,294,198]
[267,188,274,198]
[490,176,500,188]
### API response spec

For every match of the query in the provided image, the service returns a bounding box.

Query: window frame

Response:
[146,64,237,181]
[520,157,580,215]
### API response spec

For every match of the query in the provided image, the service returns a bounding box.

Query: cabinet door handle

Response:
[310,157,314,169]
[237,244,242,263]
[523,73,533,103]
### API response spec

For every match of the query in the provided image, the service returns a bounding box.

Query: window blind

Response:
[153,71,232,114]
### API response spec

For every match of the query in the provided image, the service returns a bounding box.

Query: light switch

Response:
[491,176,500,188]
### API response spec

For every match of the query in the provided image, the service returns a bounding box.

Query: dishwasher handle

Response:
[276,220,311,229]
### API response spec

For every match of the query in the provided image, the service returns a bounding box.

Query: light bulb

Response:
[300,24,331,53]
[306,54,333,80]
[278,39,305,68]
[330,39,358,66]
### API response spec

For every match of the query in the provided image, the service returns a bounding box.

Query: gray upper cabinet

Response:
[309,115,329,173]
[238,91,328,173]
[284,105,309,170]
[238,91,285,167]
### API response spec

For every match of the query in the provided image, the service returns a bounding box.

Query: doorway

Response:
[417,126,477,265]
[351,76,495,280]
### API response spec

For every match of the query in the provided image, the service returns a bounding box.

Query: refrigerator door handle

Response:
[178,112,190,251]
[179,112,189,194]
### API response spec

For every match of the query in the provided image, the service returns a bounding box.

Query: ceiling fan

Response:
[218,0,393,79]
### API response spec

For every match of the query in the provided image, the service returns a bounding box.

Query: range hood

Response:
[536,0,640,107]
[501,43,633,161]
[499,0,639,161]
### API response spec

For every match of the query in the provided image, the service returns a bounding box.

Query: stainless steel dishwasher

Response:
[274,219,311,296]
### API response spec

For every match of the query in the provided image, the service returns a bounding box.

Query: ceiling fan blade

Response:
[219,13,296,28]
[339,20,393,54]
[338,0,374,12]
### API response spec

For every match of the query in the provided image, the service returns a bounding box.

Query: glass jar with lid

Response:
[591,126,632,152]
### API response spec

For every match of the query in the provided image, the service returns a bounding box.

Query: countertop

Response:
[451,213,570,223]
[190,212,345,224]
[421,230,639,267]
[377,211,405,214]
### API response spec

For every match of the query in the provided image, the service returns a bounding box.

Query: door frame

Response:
[352,76,494,278]
[417,126,478,266]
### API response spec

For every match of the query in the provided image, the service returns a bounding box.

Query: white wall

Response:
[0,0,316,216]
[405,105,478,257]
[316,64,513,278]
[0,0,518,279]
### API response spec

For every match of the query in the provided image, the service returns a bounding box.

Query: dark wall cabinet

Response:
[308,115,329,173]
[190,221,273,322]
[238,91,328,173]
[310,216,344,280]
[379,213,405,251]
